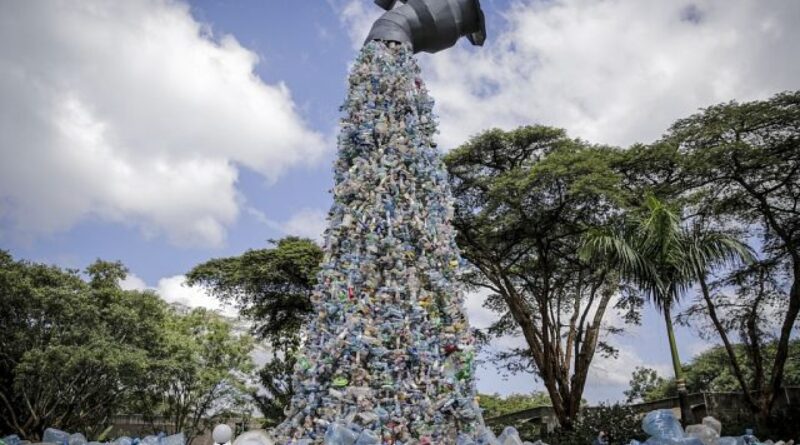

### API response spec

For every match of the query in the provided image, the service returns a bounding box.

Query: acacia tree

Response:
[185,237,322,425]
[666,91,800,422]
[444,126,637,429]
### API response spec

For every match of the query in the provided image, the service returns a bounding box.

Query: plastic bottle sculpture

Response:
[272,1,491,443]
[271,39,492,445]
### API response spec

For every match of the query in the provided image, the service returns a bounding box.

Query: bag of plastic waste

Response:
[702,417,722,436]
[686,424,719,445]
[718,437,744,445]
[43,429,69,445]
[68,433,86,445]
[497,426,523,445]
[2,435,21,445]
[112,437,132,445]
[231,431,273,445]
[642,410,685,441]
[139,437,158,445]
[161,434,184,445]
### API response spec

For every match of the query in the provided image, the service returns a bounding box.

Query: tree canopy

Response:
[444,126,638,428]
[185,237,322,426]
[626,340,800,404]
[665,91,800,422]
[0,252,254,442]
[478,392,551,419]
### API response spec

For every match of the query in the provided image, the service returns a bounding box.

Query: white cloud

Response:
[464,288,497,330]
[248,206,327,242]
[118,272,236,316]
[156,275,236,316]
[0,0,325,247]
[282,208,327,241]
[337,0,800,149]
[588,343,672,391]
[328,0,383,50]
[119,272,148,291]
[428,0,800,149]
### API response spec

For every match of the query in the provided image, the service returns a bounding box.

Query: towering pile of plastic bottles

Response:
[272,41,489,445]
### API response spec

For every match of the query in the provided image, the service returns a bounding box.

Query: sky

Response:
[1,0,799,403]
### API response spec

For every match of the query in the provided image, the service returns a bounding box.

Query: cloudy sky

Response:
[1,0,798,403]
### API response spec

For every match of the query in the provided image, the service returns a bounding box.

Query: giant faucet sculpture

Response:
[368,0,485,54]
[271,1,497,444]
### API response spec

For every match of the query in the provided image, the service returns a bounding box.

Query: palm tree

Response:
[581,195,753,425]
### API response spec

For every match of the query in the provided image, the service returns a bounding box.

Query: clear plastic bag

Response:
[67,434,86,445]
[642,410,685,441]
[43,429,69,445]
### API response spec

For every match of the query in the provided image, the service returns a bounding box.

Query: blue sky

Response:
[1,0,798,403]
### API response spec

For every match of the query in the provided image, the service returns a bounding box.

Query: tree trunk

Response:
[696,270,760,413]
[766,260,800,416]
[663,305,694,425]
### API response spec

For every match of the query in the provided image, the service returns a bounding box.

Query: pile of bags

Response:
[0,429,184,445]
[319,424,543,445]
[633,410,795,445]
[269,40,497,444]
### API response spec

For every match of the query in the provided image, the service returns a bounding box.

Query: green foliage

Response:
[624,367,667,403]
[581,192,753,423]
[445,126,637,428]
[581,194,753,314]
[667,91,800,260]
[630,341,800,402]
[541,404,645,445]
[128,308,255,445]
[186,237,321,342]
[478,392,551,419]
[0,252,255,443]
[185,237,322,426]
[655,91,800,422]
[0,253,167,439]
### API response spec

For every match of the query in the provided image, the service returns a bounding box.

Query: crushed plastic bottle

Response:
[43,429,69,445]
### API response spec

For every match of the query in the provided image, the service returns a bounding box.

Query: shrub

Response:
[541,404,646,445]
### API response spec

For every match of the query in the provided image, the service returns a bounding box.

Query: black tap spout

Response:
[366,0,486,54]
